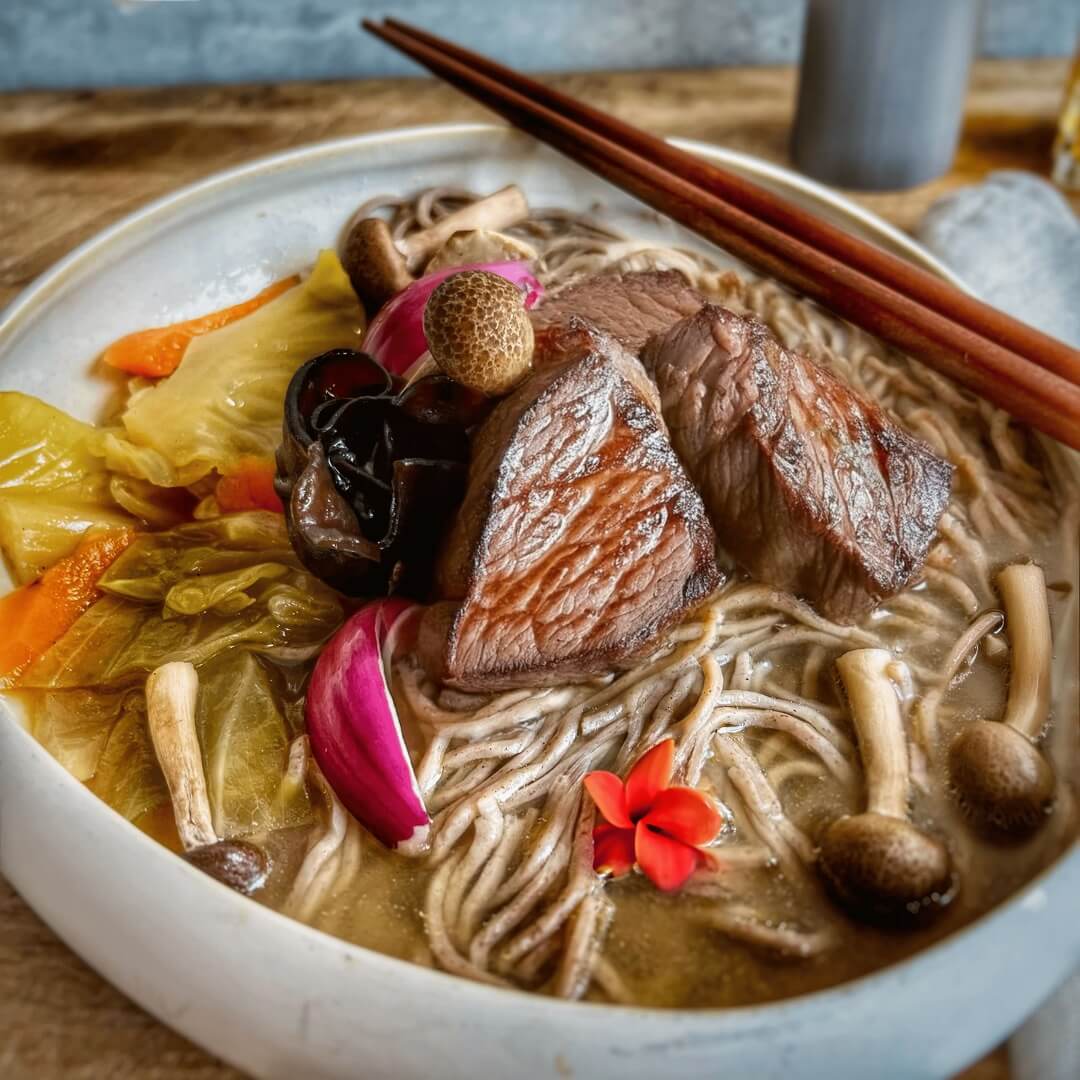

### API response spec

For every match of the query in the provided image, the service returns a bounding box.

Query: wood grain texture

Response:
[2,56,1066,1079]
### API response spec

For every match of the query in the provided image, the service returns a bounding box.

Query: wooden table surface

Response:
[0,56,1071,1079]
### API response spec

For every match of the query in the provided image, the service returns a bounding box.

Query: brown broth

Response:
[245,507,1078,1008]
[16,504,1078,1007]
[10,208,1078,1007]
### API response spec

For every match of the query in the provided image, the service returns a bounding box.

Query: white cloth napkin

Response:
[917,170,1080,348]
[917,171,1079,1080]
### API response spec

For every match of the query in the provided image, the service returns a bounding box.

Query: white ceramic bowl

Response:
[0,124,1076,1080]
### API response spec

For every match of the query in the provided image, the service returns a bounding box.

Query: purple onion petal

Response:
[306,598,429,852]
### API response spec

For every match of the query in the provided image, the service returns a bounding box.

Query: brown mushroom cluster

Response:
[819,560,1059,924]
[275,348,489,598]
[341,185,528,312]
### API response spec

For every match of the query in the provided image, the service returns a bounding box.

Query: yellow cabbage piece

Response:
[0,493,130,584]
[20,513,342,690]
[23,656,313,839]
[99,512,296,602]
[101,251,364,487]
[20,577,341,690]
[26,687,132,782]
[197,651,312,837]
[108,474,192,528]
[24,686,170,828]
[86,691,169,824]
[19,512,330,840]
[0,392,131,582]
[0,391,107,492]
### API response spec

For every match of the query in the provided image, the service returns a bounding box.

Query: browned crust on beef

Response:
[531,270,706,355]
[422,321,721,689]
[642,304,953,622]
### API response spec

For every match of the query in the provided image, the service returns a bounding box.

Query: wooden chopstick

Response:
[363,19,1080,449]
[382,16,1080,391]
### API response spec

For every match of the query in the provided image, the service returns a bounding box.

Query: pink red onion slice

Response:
[363,261,544,375]
[305,598,429,853]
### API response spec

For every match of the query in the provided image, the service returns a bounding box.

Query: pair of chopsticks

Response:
[364,18,1080,450]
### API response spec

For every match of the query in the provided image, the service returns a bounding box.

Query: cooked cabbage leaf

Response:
[24,687,132,781]
[197,651,312,837]
[22,510,342,689]
[99,512,296,604]
[0,493,132,584]
[108,474,193,528]
[166,563,288,616]
[86,690,169,824]
[20,576,341,690]
[24,686,171,830]
[22,654,313,839]
[0,391,109,494]
[101,251,364,487]
[0,392,132,582]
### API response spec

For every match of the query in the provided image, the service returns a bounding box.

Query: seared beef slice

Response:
[642,305,953,622]
[531,271,705,354]
[421,324,721,690]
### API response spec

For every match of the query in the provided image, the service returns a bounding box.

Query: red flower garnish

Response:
[584,739,723,892]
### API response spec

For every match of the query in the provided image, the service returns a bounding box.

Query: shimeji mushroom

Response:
[818,649,952,922]
[948,563,1056,840]
[342,185,529,311]
[145,662,269,895]
[423,269,535,395]
[425,228,539,272]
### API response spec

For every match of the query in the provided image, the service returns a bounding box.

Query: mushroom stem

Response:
[426,228,540,272]
[342,187,530,312]
[947,562,1056,840]
[836,649,908,819]
[402,186,528,269]
[997,562,1052,740]
[818,650,952,922]
[146,661,217,852]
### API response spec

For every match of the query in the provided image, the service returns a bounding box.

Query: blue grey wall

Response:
[1,0,1076,92]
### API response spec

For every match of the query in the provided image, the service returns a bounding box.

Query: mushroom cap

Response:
[423,270,534,396]
[948,719,1055,841]
[818,812,953,923]
[183,839,270,896]
[341,217,413,312]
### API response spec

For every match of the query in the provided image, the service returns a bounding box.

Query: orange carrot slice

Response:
[216,457,284,514]
[102,276,300,378]
[0,528,136,687]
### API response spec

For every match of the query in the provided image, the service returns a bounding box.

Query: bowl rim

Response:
[0,119,1075,1028]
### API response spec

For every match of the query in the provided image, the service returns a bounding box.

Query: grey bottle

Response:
[791,0,982,190]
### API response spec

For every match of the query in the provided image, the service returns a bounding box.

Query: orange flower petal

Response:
[625,738,675,820]
[643,787,724,847]
[635,823,702,892]
[584,771,632,829]
[593,824,636,877]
